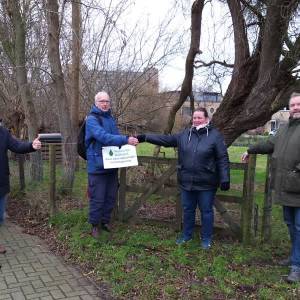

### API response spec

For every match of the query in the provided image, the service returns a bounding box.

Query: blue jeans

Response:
[88,172,118,225]
[0,194,7,224]
[181,189,216,241]
[283,206,300,268]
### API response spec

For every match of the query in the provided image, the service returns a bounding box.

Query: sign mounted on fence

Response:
[102,145,138,169]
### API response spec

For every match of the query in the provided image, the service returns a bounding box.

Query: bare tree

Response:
[174,0,300,145]
[46,0,76,191]
[0,0,43,181]
[71,0,81,132]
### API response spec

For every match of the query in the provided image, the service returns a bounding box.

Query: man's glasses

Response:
[97,100,111,104]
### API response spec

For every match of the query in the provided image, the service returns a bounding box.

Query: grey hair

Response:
[94,91,110,103]
[290,92,300,102]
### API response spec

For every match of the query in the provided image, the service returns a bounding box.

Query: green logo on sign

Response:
[109,149,114,156]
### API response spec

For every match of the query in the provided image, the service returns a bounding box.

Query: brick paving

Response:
[0,221,106,299]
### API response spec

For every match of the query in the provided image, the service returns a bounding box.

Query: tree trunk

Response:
[212,0,299,146]
[6,0,43,181]
[166,1,300,146]
[71,1,81,170]
[164,0,205,134]
[46,0,76,192]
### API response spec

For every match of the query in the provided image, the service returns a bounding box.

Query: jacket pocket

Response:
[283,170,300,193]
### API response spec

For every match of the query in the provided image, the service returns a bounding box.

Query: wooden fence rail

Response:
[46,149,272,245]
[116,154,266,245]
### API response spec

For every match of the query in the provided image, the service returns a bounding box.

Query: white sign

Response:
[102,145,138,169]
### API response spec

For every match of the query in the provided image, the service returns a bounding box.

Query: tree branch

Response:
[194,59,234,68]
[227,0,250,69]
[240,0,264,24]
[259,0,299,76]
[164,0,205,134]
[279,34,300,73]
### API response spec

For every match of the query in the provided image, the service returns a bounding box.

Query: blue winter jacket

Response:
[145,124,230,191]
[85,105,128,174]
[0,127,35,197]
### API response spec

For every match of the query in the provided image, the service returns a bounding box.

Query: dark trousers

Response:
[181,189,216,241]
[283,206,300,268]
[88,172,118,226]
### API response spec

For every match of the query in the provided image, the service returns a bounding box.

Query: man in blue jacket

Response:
[85,91,138,238]
[0,125,41,253]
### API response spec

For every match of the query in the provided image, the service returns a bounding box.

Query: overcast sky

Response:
[97,0,233,92]
[126,0,233,92]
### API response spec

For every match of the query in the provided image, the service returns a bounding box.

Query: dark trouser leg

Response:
[283,206,294,260]
[181,189,197,240]
[101,172,118,224]
[88,174,107,225]
[291,207,300,268]
[0,194,7,224]
[197,190,216,241]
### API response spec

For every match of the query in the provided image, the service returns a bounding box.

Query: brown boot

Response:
[0,244,6,254]
[91,226,100,239]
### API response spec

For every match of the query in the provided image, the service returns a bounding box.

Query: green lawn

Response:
[11,145,298,299]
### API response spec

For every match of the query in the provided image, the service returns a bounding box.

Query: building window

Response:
[182,107,192,116]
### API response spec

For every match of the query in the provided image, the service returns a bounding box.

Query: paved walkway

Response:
[0,221,105,300]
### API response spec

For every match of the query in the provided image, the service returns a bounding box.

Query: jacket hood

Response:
[90,105,112,117]
[188,122,213,142]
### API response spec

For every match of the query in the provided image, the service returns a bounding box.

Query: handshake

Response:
[127,134,146,146]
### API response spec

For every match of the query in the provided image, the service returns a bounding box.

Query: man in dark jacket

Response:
[242,92,300,283]
[137,108,230,249]
[85,91,138,238]
[0,125,41,253]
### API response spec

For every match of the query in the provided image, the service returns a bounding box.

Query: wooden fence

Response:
[47,144,272,245]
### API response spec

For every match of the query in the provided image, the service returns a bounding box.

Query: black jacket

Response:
[0,127,35,197]
[145,124,230,191]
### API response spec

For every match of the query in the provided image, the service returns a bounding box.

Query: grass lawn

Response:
[11,145,299,299]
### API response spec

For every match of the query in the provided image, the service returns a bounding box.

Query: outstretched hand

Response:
[137,134,146,143]
[128,136,139,146]
[241,151,249,163]
[32,137,41,150]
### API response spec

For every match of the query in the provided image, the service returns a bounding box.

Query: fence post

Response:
[241,154,256,245]
[49,144,57,216]
[118,168,127,221]
[261,154,272,242]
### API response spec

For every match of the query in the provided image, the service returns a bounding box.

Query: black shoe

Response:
[101,223,111,232]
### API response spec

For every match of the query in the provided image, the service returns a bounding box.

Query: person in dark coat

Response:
[137,108,230,249]
[85,91,139,238]
[0,125,41,253]
[242,92,300,283]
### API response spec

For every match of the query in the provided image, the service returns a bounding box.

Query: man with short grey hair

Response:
[85,91,138,238]
[242,92,300,282]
